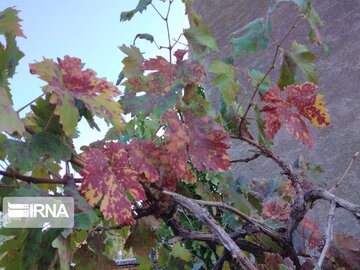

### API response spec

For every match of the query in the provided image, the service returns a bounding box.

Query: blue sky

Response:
[0,0,188,147]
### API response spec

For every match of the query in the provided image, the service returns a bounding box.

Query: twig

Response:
[150,3,165,20]
[16,93,45,114]
[0,183,18,188]
[165,0,173,63]
[231,152,261,163]
[238,16,304,133]
[213,249,230,270]
[0,170,82,184]
[328,151,359,192]
[314,200,336,270]
[162,189,257,270]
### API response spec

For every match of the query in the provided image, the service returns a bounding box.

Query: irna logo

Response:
[2,197,74,228]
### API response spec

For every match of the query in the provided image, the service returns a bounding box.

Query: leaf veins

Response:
[260,83,330,148]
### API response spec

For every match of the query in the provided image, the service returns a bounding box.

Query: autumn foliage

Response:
[0,1,359,270]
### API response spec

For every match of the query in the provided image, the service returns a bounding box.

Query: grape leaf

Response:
[5,132,71,172]
[231,18,269,57]
[124,216,159,257]
[0,86,24,134]
[30,56,124,137]
[144,56,176,91]
[286,42,317,85]
[127,139,160,182]
[278,53,297,89]
[120,0,152,22]
[171,242,192,261]
[80,142,145,225]
[119,45,146,92]
[208,60,240,106]
[0,33,24,82]
[120,81,182,118]
[162,111,196,183]
[0,8,25,37]
[185,110,231,171]
[127,137,195,190]
[184,9,218,54]
[324,233,360,269]
[162,110,230,173]
[260,83,330,148]
[258,253,295,270]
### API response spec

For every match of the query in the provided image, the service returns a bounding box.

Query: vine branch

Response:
[162,189,257,270]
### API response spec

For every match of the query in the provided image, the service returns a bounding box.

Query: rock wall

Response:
[192,0,360,236]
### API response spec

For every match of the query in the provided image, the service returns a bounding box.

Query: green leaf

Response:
[0,86,24,134]
[184,11,218,54]
[5,132,71,171]
[171,242,192,261]
[120,81,182,118]
[120,0,152,22]
[286,42,317,84]
[52,236,71,270]
[231,18,269,57]
[0,33,24,81]
[63,186,98,236]
[0,133,6,160]
[209,60,239,106]
[9,184,46,197]
[0,8,25,37]
[124,217,159,257]
[119,45,145,88]
[278,53,297,89]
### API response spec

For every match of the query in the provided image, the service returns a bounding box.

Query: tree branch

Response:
[314,199,336,270]
[0,170,82,185]
[305,188,360,222]
[162,189,257,270]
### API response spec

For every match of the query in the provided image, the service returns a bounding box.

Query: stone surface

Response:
[192,0,360,237]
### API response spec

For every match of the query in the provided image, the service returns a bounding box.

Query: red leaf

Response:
[174,49,188,63]
[185,110,230,171]
[30,56,124,136]
[260,83,330,147]
[80,142,145,225]
[262,200,290,221]
[162,110,230,173]
[127,139,160,183]
[324,233,360,269]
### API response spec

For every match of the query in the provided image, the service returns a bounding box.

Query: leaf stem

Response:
[328,151,359,192]
[16,93,45,114]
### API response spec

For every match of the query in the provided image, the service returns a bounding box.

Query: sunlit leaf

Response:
[120,0,152,22]
[0,8,25,37]
[0,86,24,134]
[30,56,124,137]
